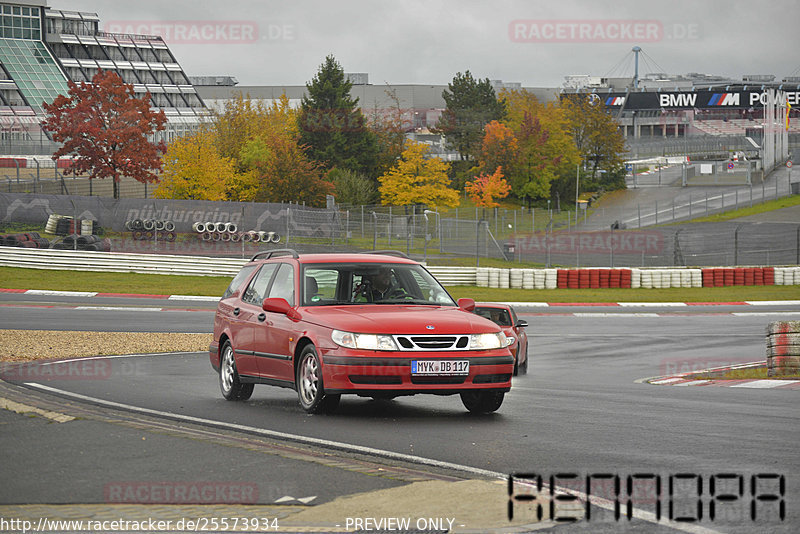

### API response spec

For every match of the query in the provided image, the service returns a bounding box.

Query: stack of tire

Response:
[52,234,111,251]
[125,219,176,242]
[0,232,50,248]
[191,222,280,244]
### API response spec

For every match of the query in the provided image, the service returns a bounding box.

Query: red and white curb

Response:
[640,362,800,389]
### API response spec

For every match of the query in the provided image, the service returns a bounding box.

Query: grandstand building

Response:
[561,73,800,139]
[0,0,207,155]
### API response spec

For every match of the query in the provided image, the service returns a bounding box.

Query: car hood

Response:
[301,305,501,334]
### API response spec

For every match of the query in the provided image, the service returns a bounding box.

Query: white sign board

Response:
[700,164,714,175]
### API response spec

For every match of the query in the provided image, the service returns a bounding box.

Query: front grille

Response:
[393,335,471,351]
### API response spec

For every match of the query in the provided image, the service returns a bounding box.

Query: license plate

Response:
[411,360,469,376]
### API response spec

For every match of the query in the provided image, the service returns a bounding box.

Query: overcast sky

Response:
[62,0,799,88]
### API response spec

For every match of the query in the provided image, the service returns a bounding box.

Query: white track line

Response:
[22,352,726,534]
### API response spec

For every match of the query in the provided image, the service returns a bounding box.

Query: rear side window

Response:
[242,263,279,305]
[267,263,295,305]
[222,264,258,299]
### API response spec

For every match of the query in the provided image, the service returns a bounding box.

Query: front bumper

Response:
[320,349,514,394]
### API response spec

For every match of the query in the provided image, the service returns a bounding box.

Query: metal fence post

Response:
[475,219,480,267]
[285,207,290,246]
[372,212,377,250]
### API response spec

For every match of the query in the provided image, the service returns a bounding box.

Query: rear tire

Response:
[460,390,505,413]
[219,341,254,401]
[296,344,340,414]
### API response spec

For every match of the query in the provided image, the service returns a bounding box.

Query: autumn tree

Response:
[378,140,459,209]
[42,70,166,199]
[465,166,511,209]
[153,127,243,200]
[239,135,333,205]
[298,55,380,177]
[328,168,378,206]
[500,89,580,206]
[479,120,518,176]
[214,93,298,168]
[435,71,506,161]
[367,86,412,178]
[562,94,626,188]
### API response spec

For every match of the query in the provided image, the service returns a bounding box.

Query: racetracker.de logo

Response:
[104,21,259,44]
[104,482,259,504]
[509,20,663,43]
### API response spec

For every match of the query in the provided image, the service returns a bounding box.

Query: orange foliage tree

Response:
[465,166,511,209]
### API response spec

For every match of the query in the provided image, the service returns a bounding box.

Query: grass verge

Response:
[669,194,800,224]
[2,265,800,302]
[690,366,800,380]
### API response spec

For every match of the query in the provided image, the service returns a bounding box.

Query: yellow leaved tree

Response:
[378,140,459,208]
[153,128,243,200]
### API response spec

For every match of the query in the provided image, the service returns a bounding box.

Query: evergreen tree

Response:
[298,55,380,177]
[435,71,507,161]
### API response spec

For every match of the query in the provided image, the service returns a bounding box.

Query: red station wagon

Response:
[210,250,514,414]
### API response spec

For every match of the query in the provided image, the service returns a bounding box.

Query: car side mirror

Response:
[457,298,475,312]
[262,297,302,321]
[516,319,528,328]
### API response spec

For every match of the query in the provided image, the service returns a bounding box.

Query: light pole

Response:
[422,212,429,262]
[424,209,441,253]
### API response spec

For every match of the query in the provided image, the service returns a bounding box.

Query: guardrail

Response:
[0,248,479,285]
[0,248,797,288]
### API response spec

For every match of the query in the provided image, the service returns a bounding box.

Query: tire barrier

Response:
[125,219,175,233]
[52,234,111,252]
[766,321,800,377]
[0,233,50,249]
[700,267,775,287]
[475,267,725,289]
[130,230,177,242]
[188,221,281,244]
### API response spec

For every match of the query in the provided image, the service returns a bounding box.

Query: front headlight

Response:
[504,336,515,347]
[469,332,506,350]
[331,330,398,351]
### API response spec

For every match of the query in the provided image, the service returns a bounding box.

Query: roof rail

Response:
[250,249,300,261]
[360,250,411,259]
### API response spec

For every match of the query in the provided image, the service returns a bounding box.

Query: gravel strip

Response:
[0,330,212,362]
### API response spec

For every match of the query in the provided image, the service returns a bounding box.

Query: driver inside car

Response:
[356,267,407,302]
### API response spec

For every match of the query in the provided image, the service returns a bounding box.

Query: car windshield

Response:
[474,306,513,327]
[301,263,456,306]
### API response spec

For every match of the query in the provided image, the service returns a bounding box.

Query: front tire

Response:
[296,345,340,414]
[460,390,505,413]
[518,344,528,375]
[219,341,254,401]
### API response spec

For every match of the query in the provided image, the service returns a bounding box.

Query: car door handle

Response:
[258,313,266,322]
[233,307,240,316]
